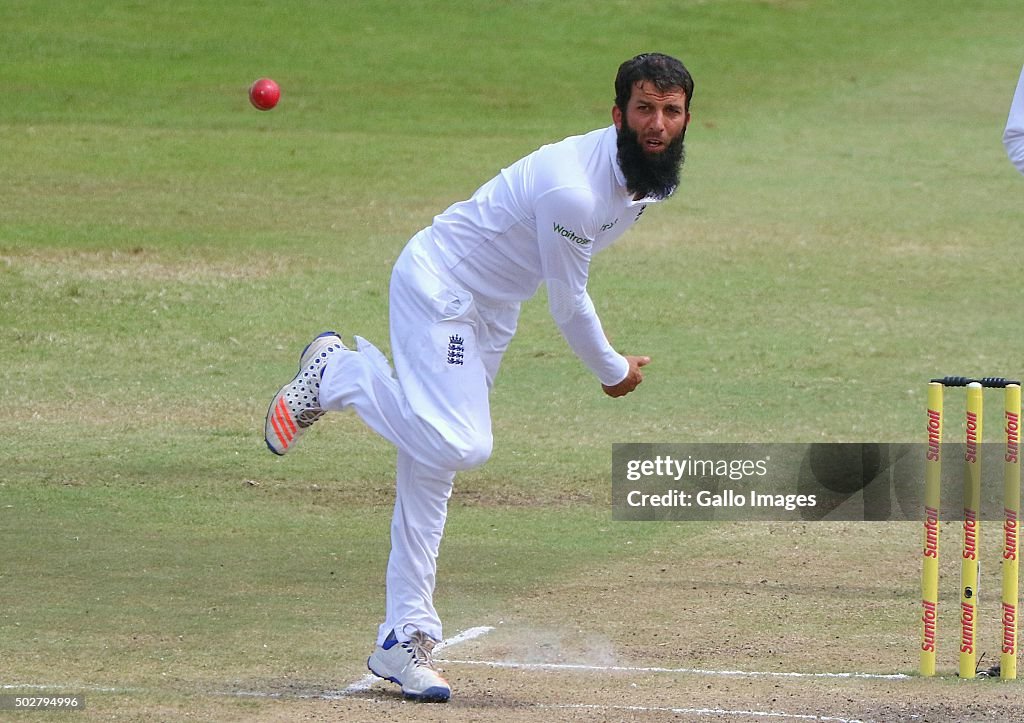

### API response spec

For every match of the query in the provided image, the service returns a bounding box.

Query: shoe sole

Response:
[264,331,340,456]
[404,686,450,703]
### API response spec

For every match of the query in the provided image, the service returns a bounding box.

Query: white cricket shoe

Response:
[264,331,346,455]
[367,628,451,702]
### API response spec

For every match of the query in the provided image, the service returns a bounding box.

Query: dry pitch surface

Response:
[68,522,1021,722]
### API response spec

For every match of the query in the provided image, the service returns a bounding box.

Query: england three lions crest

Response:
[447,334,465,365]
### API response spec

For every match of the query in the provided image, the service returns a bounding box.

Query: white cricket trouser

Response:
[318,232,519,644]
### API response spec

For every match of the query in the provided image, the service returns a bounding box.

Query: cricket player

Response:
[264,52,693,702]
[1004,64,1024,175]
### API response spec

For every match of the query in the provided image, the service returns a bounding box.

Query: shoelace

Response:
[403,630,439,670]
[295,408,325,427]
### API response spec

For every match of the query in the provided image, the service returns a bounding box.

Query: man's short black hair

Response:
[614,53,694,112]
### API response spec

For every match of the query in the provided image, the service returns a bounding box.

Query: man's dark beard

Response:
[616,121,685,200]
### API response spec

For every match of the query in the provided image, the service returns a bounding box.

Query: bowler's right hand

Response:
[602,355,651,398]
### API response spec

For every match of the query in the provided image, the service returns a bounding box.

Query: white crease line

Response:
[2,683,128,693]
[331,675,376,698]
[541,702,864,723]
[437,658,909,681]
[434,625,495,652]
[227,691,866,722]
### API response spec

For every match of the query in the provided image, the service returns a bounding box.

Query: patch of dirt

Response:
[80,521,1024,722]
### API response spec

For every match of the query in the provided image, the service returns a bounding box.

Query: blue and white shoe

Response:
[264,331,345,455]
[367,629,451,702]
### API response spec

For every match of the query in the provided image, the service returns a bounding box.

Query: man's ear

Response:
[612,104,623,130]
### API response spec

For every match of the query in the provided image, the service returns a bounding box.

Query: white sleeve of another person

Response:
[1003,64,1024,176]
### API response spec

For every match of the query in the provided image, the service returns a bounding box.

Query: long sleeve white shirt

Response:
[417,125,669,385]
[1004,64,1024,175]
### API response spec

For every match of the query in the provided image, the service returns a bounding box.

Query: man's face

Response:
[613,81,690,157]
[613,81,691,199]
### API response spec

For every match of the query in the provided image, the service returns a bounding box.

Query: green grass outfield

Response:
[2,1,1024,719]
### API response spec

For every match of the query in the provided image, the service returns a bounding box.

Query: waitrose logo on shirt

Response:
[553,222,591,245]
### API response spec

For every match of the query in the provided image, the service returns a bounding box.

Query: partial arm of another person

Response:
[1003,64,1024,175]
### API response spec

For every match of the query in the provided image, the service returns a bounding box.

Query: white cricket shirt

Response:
[416,125,670,386]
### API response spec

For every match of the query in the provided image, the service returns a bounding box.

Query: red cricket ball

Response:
[249,78,280,111]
